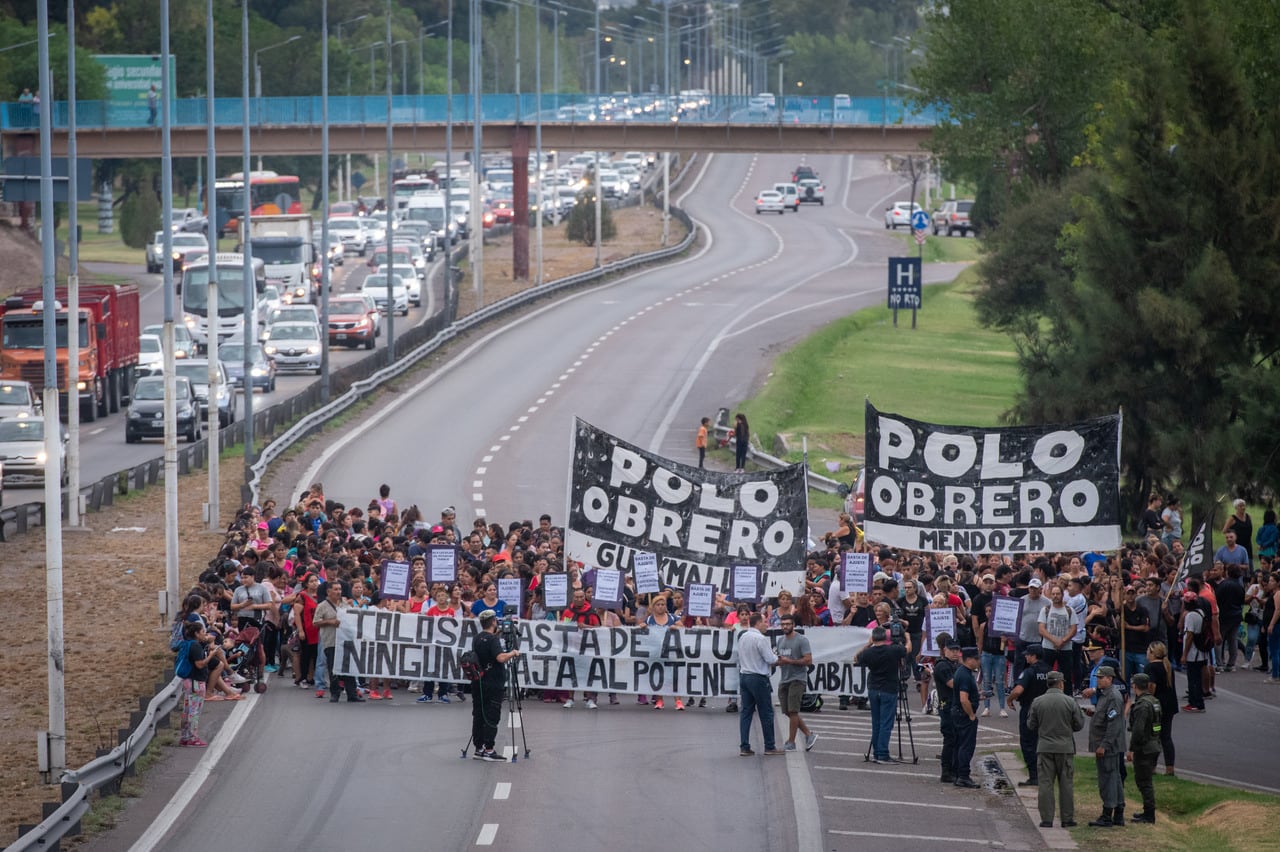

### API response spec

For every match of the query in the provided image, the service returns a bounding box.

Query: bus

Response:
[181,253,268,348]
[214,171,303,237]
[393,174,437,210]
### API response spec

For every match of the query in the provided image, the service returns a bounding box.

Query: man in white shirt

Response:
[1065,577,1089,694]
[1038,584,1080,696]
[737,613,783,756]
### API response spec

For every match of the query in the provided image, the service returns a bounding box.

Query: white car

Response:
[361,273,410,316]
[262,322,322,374]
[0,380,39,419]
[377,262,421,307]
[797,178,825,206]
[884,201,924,229]
[621,151,649,170]
[137,333,163,377]
[326,218,368,255]
[0,413,66,486]
[772,182,800,212]
[358,216,388,246]
[755,190,785,215]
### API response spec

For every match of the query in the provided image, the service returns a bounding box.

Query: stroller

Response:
[226,625,268,694]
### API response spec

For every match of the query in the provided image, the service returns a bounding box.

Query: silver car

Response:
[262,322,322,374]
[0,380,39,419]
[174,359,238,426]
[0,414,67,487]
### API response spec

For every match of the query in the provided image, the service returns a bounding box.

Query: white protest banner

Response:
[427,546,458,584]
[334,609,873,698]
[379,560,411,600]
[633,551,661,594]
[841,552,873,594]
[594,568,624,610]
[686,583,715,618]
[497,578,523,615]
[732,565,760,604]
[989,595,1023,639]
[922,607,956,656]
[863,402,1122,553]
[542,573,569,610]
[566,418,809,597]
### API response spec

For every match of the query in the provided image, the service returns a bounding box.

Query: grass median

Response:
[735,267,1019,475]
[1069,756,1279,851]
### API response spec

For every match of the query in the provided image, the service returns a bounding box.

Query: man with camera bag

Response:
[472,609,522,762]
[854,626,910,764]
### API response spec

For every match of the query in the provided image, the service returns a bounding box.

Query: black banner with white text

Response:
[863,402,1122,553]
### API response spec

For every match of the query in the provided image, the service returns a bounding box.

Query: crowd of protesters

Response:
[170,481,1280,822]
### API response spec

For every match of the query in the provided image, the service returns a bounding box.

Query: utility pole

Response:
[65,0,80,528]
[205,0,220,529]
[161,0,181,636]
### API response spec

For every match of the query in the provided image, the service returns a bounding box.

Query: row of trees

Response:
[912,0,1280,520]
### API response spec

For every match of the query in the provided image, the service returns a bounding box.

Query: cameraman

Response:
[471,609,521,762]
[854,626,910,764]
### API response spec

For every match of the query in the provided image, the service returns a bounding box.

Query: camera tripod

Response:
[863,669,920,765]
[458,641,532,763]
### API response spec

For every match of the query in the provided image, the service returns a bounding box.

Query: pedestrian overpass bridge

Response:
[1,93,937,159]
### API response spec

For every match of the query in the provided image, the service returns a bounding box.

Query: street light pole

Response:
[241,0,255,466]
[205,0,220,529]
[336,14,369,95]
[471,0,484,306]
[385,0,396,359]
[161,0,180,652]
[320,0,331,403]
[593,0,601,267]
[65,0,80,528]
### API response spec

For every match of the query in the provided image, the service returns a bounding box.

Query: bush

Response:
[120,184,160,249]
[565,190,615,246]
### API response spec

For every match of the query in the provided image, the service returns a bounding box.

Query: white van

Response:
[772,182,799,212]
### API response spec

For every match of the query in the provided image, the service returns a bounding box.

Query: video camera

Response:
[498,605,519,651]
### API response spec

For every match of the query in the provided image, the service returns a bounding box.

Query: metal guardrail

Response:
[6,676,183,852]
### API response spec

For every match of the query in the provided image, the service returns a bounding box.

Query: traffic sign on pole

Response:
[911,209,930,231]
[914,230,927,246]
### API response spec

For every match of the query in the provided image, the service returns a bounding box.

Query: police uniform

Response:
[1010,646,1050,784]
[1127,674,1162,824]
[951,649,981,786]
[1087,666,1127,826]
[933,652,959,783]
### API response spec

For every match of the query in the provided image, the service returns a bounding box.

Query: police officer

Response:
[1087,665,1127,827]
[1126,673,1162,824]
[1007,643,1050,787]
[951,646,982,788]
[932,633,961,783]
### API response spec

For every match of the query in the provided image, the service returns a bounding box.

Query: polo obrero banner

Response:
[863,402,1122,553]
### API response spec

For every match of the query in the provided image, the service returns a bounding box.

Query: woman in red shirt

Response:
[294,572,321,691]
[418,589,456,704]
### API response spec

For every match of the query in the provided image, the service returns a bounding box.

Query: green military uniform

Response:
[1127,682,1163,823]
[1087,667,1127,827]
[1027,676,1085,827]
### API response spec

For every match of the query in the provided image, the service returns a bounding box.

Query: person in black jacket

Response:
[471,609,522,762]
[932,634,961,782]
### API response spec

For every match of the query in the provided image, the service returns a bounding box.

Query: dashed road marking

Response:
[476,824,499,846]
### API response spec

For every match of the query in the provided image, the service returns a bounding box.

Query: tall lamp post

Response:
[336,14,368,95]
[253,34,301,100]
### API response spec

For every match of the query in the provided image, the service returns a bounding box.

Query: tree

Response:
[1004,0,1280,521]
[120,181,159,249]
[565,190,614,246]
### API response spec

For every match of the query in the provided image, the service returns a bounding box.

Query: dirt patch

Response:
[456,204,686,316]
[0,466,245,845]
[0,222,46,301]
[1194,800,1274,839]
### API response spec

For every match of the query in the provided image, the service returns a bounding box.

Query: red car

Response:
[329,201,359,218]
[327,294,378,349]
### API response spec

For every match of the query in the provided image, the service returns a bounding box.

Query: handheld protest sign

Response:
[542,572,570,611]
[426,545,458,585]
[922,606,955,656]
[593,568,624,610]
[731,565,761,604]
[632,551,661,595]
[497,578,523,616]
[841,552,874,595]
[685,583,715,618]
[989,595,1023,640]
[379,560,412,600]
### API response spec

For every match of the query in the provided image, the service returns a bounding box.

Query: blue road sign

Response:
[911,209,930,231]
[887,256,923,310]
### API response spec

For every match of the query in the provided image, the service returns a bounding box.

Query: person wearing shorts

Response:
[776,614,819,752]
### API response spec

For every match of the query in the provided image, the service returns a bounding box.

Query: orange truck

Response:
[0,283,141,422]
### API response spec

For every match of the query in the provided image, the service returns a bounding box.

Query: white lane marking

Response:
[526,406,538,413]
[544,389,555,396]
[551,382,561,389]
[649,230,859,454]
[830,830,1003,847]
[473,480,483,487]
[477,466,488,473]
[89,426,106,435]
[573,360,582,366]
[472,493,483,501]
[785,729,824,852]
[517,416,529,423]
[536,398,546,404]
[509,424,520,431]
[814,764,934,778]
[493,782,511,800]
[476,824,499,846]
[825,795,980,811]
[482,455,493,463]
[724,284,874,342]
[499,435,510,441]
[864,181,913,221]
[489,445,502,452]
[128,695,258,852]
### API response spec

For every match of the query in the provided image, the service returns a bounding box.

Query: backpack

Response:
[459,650,485,682]
[1191,615,1214,653]
[169,619,185,652]
[174,640,194,679]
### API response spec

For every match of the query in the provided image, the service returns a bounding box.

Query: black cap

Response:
[961,646,980,660]
[1023,643,1044,658]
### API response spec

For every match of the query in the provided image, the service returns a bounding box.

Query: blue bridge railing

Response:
[1,93,939,131]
